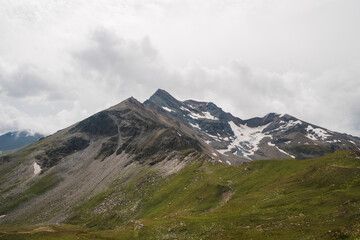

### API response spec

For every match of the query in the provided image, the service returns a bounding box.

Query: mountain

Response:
[0,130,44,154]
[145,89,360,164]
[0,90,360,239]
[0,97,203,226]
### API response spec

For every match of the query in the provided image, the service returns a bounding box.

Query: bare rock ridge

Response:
[34,96,202,170]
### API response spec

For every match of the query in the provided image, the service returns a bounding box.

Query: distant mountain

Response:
[1,89,360,239]
[145,89,360,164]
[0,130,44,153]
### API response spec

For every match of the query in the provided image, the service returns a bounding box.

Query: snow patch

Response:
[162,106,175,113]
[213,137,222,142]
[202,111,219,120]
[273,120,302,132]
[218,121,270,159]
[187,104,196,109]
[218,159,223,163]
[326,139,341,143]
[349,140,356,145]
[188,111,219,121]
[212,152,217,156]
[189,122,201,130]
[33,162,41,175]
[226,160,231,165]
[267,142,295,158]
[306,125,331,141]
[180,106,189,112]
[277,147,295,158]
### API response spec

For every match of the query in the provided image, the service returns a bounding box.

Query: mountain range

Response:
[0,131,44,155]
[0,89,359,239]
[145,89,360,163]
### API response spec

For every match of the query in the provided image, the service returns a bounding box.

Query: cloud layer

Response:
[0,0,359,136]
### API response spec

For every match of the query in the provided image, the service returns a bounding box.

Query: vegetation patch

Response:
[0,172,61,215]
[2,151,360,239]
[287,144,333,159]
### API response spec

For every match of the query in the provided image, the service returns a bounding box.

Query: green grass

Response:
[0,172,61,216]
[1,150,360,239]
[287,144,332,158]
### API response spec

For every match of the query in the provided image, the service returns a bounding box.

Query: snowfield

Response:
[33,162,41,175]
[306,125,331,141]
[273,120,303,132]
[218,121,270,159]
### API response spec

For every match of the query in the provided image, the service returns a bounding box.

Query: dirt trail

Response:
[19,226,56,234]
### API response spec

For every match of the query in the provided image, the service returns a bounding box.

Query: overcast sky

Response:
[0,0,359,136]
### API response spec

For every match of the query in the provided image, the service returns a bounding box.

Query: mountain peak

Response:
[153,88,171,97]
[106,96,144,112]
[149,89,177,101]
[145,89,181,109]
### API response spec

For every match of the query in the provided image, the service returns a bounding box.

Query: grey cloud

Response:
[75,29,161,83]
[71,28,169,101]
[68,29,360,137]
[0,24,358,137]
[0,64,53,98]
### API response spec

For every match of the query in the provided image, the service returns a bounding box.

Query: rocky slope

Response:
[0,97,203,226]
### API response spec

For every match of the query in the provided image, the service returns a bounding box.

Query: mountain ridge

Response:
[0,89,360,239]
[144,89,360,163]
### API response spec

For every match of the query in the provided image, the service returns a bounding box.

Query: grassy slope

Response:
[0,172,61,216]
[1,150,360,239]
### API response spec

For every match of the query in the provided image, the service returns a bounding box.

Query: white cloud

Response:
[0,64,51,98]
[0,0,359,137]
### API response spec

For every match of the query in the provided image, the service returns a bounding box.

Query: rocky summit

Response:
[0,89,360,239]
